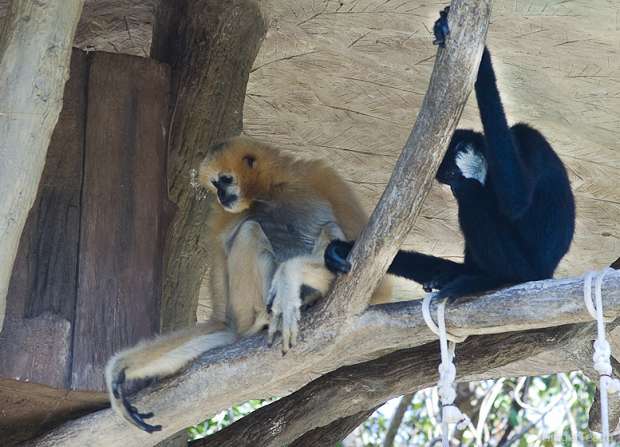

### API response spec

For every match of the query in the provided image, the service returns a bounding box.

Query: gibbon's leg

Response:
[227,220,276,334]
[433,274,507,302]
[105,320,236,432]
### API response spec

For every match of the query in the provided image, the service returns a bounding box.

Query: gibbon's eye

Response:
[219,174,233,185]
[243,155,256,168]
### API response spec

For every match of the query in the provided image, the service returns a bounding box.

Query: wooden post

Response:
[0,0,84,333]
[151,0,267,332]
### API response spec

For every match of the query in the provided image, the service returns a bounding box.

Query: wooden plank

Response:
[71,52,170,391]
[0,379,106,447]
[0,49,88,389]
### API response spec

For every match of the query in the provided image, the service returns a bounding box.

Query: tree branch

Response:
[195,322,603,447]
[33,272,620,446]
[383,393,414,447]
[323,0,490,317]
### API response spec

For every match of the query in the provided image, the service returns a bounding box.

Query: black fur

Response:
[324,10,575,301]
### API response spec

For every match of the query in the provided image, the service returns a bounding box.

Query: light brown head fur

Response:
[199,136,294,213]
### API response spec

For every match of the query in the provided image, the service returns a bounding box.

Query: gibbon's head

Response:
[198,136,282,213]
[436,130,488,186]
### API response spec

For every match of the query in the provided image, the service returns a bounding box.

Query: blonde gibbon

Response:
[105,135,407,433]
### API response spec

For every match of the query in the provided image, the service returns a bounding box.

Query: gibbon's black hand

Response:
[324,240,354,274]
[112,369,162,433]
[433,6,450,47]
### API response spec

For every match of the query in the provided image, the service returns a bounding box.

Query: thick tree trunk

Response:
[0,0,84,332]
[151,0,267,332]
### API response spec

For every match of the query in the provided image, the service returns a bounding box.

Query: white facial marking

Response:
[455,145,487,185]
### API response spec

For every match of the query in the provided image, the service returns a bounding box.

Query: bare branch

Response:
[33,272,620,446]
[196,322,603,447]
[324,0,491,317]
[383,394,414,447]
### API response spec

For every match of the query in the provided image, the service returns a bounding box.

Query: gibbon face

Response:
[436,130,487,187]
[198,136,274,213]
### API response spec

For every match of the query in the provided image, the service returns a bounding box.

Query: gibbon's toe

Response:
[107,362,163,433]
[121,397,162,433]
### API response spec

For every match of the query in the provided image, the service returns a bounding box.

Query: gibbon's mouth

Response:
[217,189,239,208]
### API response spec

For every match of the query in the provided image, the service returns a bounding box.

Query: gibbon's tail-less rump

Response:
[325,7,575,302]
[105,136,406,432]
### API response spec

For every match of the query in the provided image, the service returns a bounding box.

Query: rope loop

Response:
[583,268,617,447]
[422,293,475,447]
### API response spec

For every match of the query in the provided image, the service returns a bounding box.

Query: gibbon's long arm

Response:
[267,222,346,353]
[386,250,465,285]
[475,48,535,220]
[325,239,465,288]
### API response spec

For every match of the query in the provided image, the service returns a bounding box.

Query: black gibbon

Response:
[105,136,401,432]
[324,8,575,302]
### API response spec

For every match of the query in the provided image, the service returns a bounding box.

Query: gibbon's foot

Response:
[324,240,353,274]
[267,262,302,354]
[423,270,461,293]
[108,364,162,433]
[432,6,450,47]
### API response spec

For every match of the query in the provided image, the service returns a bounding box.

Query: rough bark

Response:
[151,0,267,332]
[0,0,84,332]
[288,408,379,447]
[31,271,620,446]
[201,323,601,447]
[71,52,171,391]
[0,49,88,391]
[322,0,490,318]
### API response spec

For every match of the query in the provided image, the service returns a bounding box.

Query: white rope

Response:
[583,268,619,447]
[422,293,476,447]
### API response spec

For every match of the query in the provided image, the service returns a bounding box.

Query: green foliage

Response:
[188,399,271,441]
[190,372,618,446]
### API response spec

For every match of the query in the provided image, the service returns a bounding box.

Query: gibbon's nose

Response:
[211,175,233,190]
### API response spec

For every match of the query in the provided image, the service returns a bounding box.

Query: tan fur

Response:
[105,135,407,430]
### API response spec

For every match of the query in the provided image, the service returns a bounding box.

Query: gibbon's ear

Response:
[243,154,256,168]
